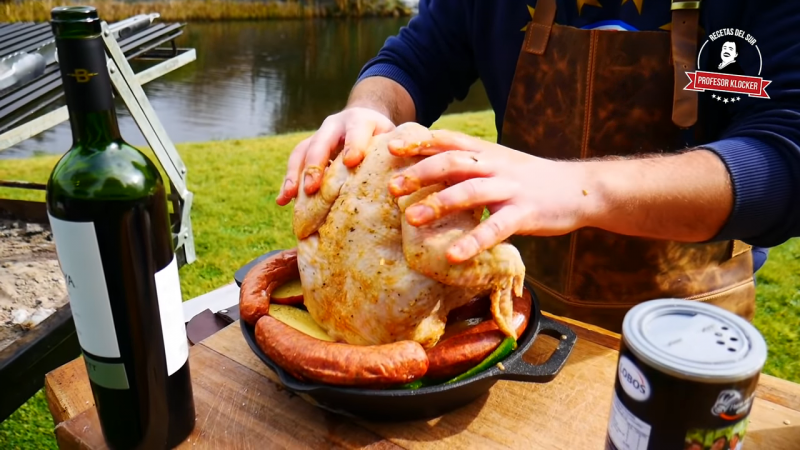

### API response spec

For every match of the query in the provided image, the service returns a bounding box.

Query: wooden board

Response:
[45,320,800,449]
[49,344,400,450]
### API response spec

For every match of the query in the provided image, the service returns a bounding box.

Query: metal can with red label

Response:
[605,299,767,450]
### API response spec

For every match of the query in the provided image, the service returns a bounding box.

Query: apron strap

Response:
[670,0,702,128]
[523,0,557,55]
[731,240,752,258]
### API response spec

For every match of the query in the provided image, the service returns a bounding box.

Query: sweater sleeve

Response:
[356,0,478,126]
[701,2,800,248]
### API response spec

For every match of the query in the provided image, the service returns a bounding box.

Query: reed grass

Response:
[1,0,411,23]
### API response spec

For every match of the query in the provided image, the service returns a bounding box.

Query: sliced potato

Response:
[268,304,334,342]
[271,278,304,305]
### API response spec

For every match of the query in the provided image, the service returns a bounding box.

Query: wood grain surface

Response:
[45,321,800,449]
[48,344,400,450]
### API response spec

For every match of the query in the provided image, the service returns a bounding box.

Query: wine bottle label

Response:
[154,256,190,376]
[83,354,130,390]
[55,36,114,113]
[47,214,123,359]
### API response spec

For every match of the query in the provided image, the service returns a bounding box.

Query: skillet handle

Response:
[498,315,578,383]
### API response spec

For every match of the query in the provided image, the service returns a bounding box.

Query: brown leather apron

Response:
[500,0,756,333]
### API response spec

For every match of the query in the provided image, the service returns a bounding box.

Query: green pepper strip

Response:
[444,337,517,384]
[398,336,517,390]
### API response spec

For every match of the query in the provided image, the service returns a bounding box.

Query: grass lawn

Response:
[0,110,797,447]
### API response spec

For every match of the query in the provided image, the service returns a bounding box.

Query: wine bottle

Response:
[45,6,195,449]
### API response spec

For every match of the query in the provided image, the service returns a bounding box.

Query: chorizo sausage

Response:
[239,248,299,326]
[426,291,532,380]
[255,315,429,386]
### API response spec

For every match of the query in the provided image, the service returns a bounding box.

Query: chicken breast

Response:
[292,122,525,349]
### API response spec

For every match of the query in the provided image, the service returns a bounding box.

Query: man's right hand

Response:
[276,106,396,206]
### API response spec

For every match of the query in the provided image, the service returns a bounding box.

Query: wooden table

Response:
[44,313,800,449]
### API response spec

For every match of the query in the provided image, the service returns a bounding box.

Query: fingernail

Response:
[448,241,472,262]
[388,139,409,154]
[449,244,465,260]
[304,168,321,189]
[388,174,405,190]
[283,178,294,192]
[342,146,351,160]
[407,204,434,223]
[389,174,421,195]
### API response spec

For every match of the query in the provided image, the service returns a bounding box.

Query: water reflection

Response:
[3,18,489,159]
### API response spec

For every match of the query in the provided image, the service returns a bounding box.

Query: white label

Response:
[607,391,652,450]
[154,256,189,376]
[618,355,651,401]
[48,214,121,358]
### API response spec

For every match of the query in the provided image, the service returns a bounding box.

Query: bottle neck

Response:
[55,33,122,149]
[69,109,122,147]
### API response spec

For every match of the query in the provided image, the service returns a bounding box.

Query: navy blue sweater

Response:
[358,0,800,267]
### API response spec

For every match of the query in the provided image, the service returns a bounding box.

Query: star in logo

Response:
[577,0,603,15]
[520,5,536,31]
[621,0,644,15]
[523,1,604,31]
[711,94,742,103]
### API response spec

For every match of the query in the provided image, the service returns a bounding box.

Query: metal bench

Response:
[0,13,197,267]
[0,13,197,423]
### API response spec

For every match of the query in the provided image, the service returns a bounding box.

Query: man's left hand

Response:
[387,130,598,264]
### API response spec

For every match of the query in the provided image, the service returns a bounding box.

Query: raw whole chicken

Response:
[292,122,526,349]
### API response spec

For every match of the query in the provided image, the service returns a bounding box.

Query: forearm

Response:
[583,149,734,242]
[346,76,416,125]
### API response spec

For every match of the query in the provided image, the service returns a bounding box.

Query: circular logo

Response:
[618,355,650,402]
[684,28,771,102]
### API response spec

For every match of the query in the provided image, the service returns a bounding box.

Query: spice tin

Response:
[605,299,767,450]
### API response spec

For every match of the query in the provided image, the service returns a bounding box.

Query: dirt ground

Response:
[0,218,67,353]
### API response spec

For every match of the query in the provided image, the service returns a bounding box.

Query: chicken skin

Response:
[292,122,526,349]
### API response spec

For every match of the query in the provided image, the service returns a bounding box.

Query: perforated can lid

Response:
[622,299,768,383]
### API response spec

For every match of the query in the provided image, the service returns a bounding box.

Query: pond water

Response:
[2,18,491,159]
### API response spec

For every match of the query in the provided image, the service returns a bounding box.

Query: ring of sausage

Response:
[255,316,429,386]
[239,248,299,326]
[239,248,531,387]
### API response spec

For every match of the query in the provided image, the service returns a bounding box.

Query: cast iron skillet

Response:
[235,250,578,422]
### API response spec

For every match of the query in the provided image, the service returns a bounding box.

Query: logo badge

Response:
[68,68,98,83]
[618,355,650,402]
[683,28,771,102]
[711,389,754,421]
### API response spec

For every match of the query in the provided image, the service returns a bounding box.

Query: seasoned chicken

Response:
[292,122,526,349]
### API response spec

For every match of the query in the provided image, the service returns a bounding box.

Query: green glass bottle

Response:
[45,6,195,449]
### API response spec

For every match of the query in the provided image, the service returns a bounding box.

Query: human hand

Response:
[386,130,597,263]
[276,107,395,206]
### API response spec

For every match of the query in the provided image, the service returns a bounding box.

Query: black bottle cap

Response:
[50,6,102,36]
[51,6,99,22]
